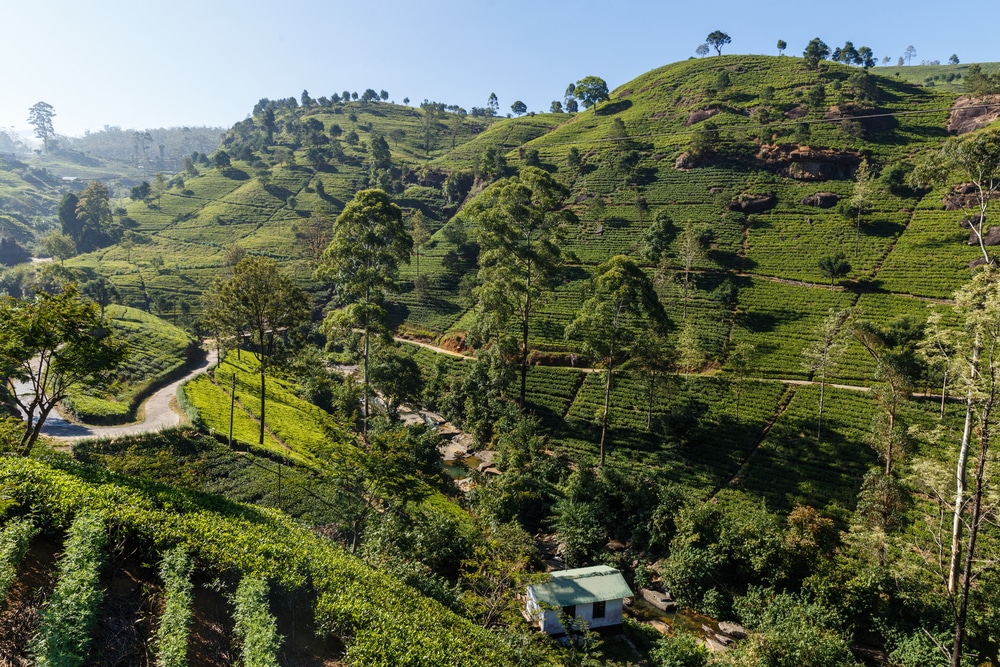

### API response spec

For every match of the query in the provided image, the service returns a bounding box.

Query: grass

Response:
[63,306,197,424]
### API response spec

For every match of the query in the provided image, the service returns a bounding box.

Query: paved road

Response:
[28,348,218,443]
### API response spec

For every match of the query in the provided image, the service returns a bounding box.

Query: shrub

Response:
[30,511,107,667]
[155,547,194,667]
[0,517,37,605]
[233,576,282,667]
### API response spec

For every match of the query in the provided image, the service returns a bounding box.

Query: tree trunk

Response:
[600,364,613,468]
[259,366,266,446]
[363,324,370,440]
[952,417,990,667]
[949,338,979,595]
[817,360,826,439]
[941,368,948,420]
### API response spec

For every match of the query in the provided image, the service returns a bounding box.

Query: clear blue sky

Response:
[2,0,997,138]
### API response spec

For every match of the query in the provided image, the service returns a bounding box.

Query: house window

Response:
[562,605,576,618]
[592,601,606,619]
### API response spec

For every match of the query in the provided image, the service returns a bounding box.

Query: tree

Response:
[409,209,430,289]
[803,38,830,69]
[695,43,710,58]
[0,285,128,454]
[777,39,787,56]
[468,167,568,409]
[904,45,916,65]
[630,331,676,429]
[40,232,76,266]
[818,252,851,284]
[510,100,527,116]
[27,102,55,153]
[74,181,115,252]
[549,100,563,113]
[573,76,610,111]
[949,54,960,65]
[857,46,876,70]
[201,257,309,446]
[370,351,422,420]
[852,319,921,479]
[801,309,848,438]
[705,30,731,55]
[912,129,1000,265]
[80,277,119,317]
[565,98,579,113]
[918,267,1000,667]
[487,92,499,123]
[849,158,875,256]
[314,189,411,438]
[130,181,151,202]
[678,220,706,320]
[728,342,756,421]
[565,255,668,465]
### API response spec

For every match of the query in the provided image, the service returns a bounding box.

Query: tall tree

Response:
[314,189,411,438]
[74,181,114,252]
[849,159,874,256]
[920,267,1000,667]
[202,257,309,446]
[705,30,731,55]
[678,220,706,320]
[912,129,1000,265]
[801,309,848,438]
[27,102,55,153]
[803,38,830,69]
[565,255,668,465]
[410,209,430,284]
[776,39,787,55]
[468,167,568,409]
[0,285,127,453]
[573,76,610,111]
[728,342,757,421]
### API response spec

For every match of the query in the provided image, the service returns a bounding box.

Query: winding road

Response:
[29,348,218,443]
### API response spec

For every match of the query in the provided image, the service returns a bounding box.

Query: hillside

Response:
[3,53,1000,665]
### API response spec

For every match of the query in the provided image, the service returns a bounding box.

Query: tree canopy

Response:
[705,30,731,55]
[573,76,610,110]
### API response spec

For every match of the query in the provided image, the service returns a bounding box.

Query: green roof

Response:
[530,566,633,607]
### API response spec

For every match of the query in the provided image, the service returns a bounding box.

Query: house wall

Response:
[525,595,625,634]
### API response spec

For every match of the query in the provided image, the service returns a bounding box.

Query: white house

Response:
[526,565,633,635]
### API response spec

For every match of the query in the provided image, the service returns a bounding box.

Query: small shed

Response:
[526,565,633,635]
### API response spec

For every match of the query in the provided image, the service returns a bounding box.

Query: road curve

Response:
[38,348,218,443]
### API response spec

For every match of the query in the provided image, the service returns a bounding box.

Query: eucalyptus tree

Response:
[467,167,568,409]
[918,267,1000,667]
[566,255,668,466]
[202,257,309,446]
[801,309,849,439]
[315,189,411,437]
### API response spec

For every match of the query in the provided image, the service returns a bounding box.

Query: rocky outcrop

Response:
[948,95,1000,135]
[944,184,1000,211]
[729,193,777,213]
[756,144,862,181]
[801,192,840,208]
[675,151,694,169]
[685,108,720,126]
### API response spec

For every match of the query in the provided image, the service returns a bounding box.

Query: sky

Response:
[2,0,998,139]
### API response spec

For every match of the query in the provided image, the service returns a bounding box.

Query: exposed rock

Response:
[717,621,747,639]
[801,192,840,208]
[784,106,807,120]
[641,588,677,612]
[729,193,777,214]
[944,185,1000,211]
[756,144,862,181]
[674,151,693,170]
[948,95,1000,135]
[685,108,720,126]
[970,226,1000,246]
[969,256,998,269]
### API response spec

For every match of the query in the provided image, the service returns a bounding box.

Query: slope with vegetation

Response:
[2,49,1000,666]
